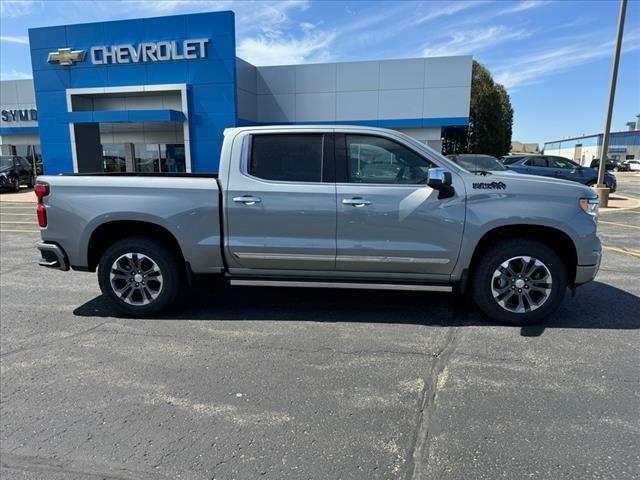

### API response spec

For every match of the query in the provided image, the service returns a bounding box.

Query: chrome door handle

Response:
[342,197,371,207]
[233,195,262,205]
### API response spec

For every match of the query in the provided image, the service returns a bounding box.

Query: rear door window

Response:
[502,156,524,165]
[525,157,548,167]
[249,134,324,182]
[550,157,576,169]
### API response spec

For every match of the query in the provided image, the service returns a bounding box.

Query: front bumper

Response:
[37,242,69,271]
[575,243,602,286]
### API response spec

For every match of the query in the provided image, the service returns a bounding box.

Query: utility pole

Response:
[596,0,627,207]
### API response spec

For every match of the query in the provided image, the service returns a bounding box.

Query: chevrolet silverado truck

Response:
[35,126,602,325]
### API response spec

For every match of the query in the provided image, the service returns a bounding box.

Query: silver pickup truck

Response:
[35,126,602,325]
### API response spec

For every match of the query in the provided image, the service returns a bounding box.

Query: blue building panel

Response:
[29,11,238,174]
[189,140,223,172]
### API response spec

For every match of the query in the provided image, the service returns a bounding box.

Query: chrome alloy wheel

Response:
[109,252,163,305]
[490,256,553,314]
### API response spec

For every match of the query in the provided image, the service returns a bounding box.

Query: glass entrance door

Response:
[101,143,186,173]
[135,144,185,173]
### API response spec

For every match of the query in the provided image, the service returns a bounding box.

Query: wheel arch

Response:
[468,224,578,287]
[86,220,186,273]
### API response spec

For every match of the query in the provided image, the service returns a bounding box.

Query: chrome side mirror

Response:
[427,167,455,199]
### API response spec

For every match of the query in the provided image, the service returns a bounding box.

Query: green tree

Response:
[442,61,513,158]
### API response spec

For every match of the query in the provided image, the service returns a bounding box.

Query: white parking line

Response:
[600,220,640,230]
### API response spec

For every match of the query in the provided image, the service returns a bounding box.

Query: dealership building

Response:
[543,128,640,166]
[0,10,472,175]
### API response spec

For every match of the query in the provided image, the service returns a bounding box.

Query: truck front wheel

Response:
[471,239,567,325]
[98,236,182,317]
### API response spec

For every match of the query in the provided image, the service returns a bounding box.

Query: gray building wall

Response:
[235,55,472,126]
[0,79,38,141]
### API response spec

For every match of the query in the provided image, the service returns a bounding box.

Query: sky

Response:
[0,0,639,145]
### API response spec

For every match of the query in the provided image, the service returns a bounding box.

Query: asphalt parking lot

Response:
[1,175,639,479]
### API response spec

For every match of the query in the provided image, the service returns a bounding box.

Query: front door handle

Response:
[342,197,371,207]
[233,195,262,205]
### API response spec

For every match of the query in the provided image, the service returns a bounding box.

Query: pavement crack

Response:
[405,326,459,480]
[257,344,439,358]
[0,321,111,358]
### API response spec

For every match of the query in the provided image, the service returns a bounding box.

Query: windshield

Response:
[0,157,14,170]
[452,155,506,172]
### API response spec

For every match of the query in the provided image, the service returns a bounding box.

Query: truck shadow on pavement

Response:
[73,280,640,337]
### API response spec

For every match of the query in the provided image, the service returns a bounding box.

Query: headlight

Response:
[579,197,599,216]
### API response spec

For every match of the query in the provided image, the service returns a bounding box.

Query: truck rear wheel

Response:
[98,236,182,317]
[471,239,567,325]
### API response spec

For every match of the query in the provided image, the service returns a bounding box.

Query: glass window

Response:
[161,144,186,173]
[249,134,323,182]
[550,157,578,169]
[0,156,13,169]
[346,135,433,184]
[14,145,28,158]
[525,157,547,167]
[19,157,31,169]
[134,144,160,173]
[453,154,505,172]
[502,156,525,165]
[32,145,43,175]
[103,144,127,172]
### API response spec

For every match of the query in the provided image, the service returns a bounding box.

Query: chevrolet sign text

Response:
[91,39,209,65]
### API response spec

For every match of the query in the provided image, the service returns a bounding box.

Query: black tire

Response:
[471,239,567,325]
[11,177,20,192]
[98,236,183,317]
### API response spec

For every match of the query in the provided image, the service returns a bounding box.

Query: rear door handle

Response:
[342,197,371,207]
[233,195,262,205]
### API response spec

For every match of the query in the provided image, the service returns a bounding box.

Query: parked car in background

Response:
[0,155,35,192]
[504,155,617,192]
[623,159,640,171]
[446,154,508,173]
[589,158,628,172]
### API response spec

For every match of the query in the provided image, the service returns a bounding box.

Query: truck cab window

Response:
[249,134,323,182]
[345,135,432,184]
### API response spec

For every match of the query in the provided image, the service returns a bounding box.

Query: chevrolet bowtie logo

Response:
[47,48,86,66]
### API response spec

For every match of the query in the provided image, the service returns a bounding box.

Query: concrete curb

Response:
[599,194,640,213]
[0,189,36,203]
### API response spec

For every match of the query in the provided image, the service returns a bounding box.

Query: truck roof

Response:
[223,125,400,136]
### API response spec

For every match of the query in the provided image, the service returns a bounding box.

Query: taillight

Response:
[35,183,49,228]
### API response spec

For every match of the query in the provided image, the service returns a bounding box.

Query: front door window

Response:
[345,135,433,184]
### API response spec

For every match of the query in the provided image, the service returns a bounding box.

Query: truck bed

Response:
[38,174,224,274]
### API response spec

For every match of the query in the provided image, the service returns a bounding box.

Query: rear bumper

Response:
[37,242,69,271]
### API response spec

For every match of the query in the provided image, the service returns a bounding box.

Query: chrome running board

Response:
[229,279,452,292]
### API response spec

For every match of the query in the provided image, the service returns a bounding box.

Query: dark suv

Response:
[503,155,617,192]
[0,156,35,192]
[589,158,629,172]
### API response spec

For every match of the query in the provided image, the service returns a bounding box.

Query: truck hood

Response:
[462,171,595,199]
